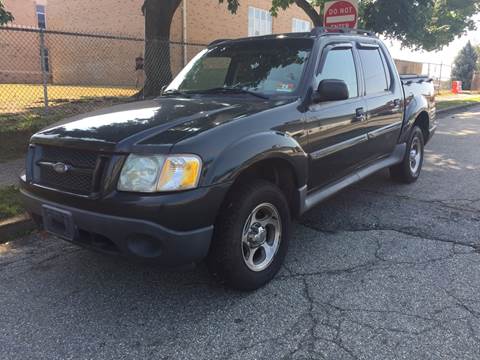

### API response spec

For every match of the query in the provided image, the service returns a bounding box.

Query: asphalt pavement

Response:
[1,106,480,359]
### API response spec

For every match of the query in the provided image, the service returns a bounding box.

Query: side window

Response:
[317,48,358,98]
[359,48,389,94]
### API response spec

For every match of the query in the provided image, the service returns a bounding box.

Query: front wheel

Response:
[390,126,425,183]
[207,180,291,291]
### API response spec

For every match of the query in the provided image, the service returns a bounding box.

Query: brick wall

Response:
[394,60,423,75]
[175,1,315,75]
[2,0,40,27]
[184,0,314,44]
[0,0,44,83]
[1,0,316,86]
[46,0,144,36]
[46,0,314,42]
[0,29,43,84]
[472,72,480,91]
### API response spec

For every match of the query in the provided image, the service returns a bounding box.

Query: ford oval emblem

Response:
[53,162,71,174]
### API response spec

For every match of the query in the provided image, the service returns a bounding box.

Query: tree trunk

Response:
[294,0,323,27]
[143,0,182,98]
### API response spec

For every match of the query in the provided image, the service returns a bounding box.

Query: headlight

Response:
[118,154,202,193]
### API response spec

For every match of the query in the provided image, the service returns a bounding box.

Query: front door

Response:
[304,43,369,191]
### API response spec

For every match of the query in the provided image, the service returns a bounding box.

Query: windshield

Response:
[166,38,313,97]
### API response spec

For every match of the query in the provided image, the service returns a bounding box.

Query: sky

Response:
[384,15,480,79]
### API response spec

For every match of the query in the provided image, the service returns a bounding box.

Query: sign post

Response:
[324,0,358,29]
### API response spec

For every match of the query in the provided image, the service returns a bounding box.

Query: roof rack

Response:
[310,27,376,37]
[208,38,230,47]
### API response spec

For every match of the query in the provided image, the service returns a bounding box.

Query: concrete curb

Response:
[0,213,35,243]
[437,102,480,116]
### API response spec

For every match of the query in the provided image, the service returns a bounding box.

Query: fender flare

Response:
[399,95,430,143]
[204,131,308,188]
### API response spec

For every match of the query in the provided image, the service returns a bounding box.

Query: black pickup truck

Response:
[20,28,436,290]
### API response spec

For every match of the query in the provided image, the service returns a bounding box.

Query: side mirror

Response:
[312,79,349,103]
[160,85,168,95]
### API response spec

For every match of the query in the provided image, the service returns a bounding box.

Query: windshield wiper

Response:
[194,87,270,100]
[162,90,191,98]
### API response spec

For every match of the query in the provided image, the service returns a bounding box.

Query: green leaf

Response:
[0,0,14,26]
[218,0,480,51]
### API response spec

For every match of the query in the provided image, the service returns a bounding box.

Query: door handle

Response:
[353,108,366,122]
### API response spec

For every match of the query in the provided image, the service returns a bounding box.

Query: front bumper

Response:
[20,183,230,266]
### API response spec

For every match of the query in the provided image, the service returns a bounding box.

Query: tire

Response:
[390,126,425,183]
[207,180,291,291]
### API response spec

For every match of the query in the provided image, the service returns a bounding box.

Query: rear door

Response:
[305,42,370,190]
[357,42,404,158]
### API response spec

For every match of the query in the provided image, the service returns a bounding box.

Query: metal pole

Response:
[438,61,443,95]
[39,28,49,112]
[183,0,188,66]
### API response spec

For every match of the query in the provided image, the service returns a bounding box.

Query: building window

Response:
[40,48,50,73]
[36,5,46,29]
[248,7,272,37]
[292,18,311,33]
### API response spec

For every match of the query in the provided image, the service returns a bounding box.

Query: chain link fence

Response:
[395,59,453,94]
[0,26,206,160]
[422,62,453,93]
[0,27,205,121]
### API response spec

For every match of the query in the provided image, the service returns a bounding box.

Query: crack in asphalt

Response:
[2,108,480,359]
[352,186,480,215]
[298,221,480,251]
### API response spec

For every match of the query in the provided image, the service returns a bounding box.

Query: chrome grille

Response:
[33,145,104,196]
[41,146,98,168]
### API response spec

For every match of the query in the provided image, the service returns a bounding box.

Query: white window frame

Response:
[248,7,272,37]
[36,4,47,29]
[292,18,311,33]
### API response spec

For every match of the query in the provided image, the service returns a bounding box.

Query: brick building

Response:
[45,0,314,43]
[1,0,315,85]
[0,0,47,83]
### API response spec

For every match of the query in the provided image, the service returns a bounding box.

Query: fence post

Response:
[39,28,49,112]
[438,62,443,95]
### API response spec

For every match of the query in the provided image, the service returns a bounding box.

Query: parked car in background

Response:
[20,28,436,290]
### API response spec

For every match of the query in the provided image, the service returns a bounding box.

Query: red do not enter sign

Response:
[324,0,358,29]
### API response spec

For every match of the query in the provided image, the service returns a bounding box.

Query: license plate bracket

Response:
[42,205,76,241]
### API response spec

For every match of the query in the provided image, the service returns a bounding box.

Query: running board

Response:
[300,143,406,214]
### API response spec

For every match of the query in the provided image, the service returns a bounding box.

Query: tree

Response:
[219,0,480,51]
[452,41,478,90]
[141,0,480,96]
[0,0,14,25]
[476,45,480,71]
[142,0,182,97]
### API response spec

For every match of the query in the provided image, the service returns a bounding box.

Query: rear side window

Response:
[359,48,389,94]
[379,50,392,89]
[317,49,358,98]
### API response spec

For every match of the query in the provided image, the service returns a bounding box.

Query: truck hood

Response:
[32,97,286,150]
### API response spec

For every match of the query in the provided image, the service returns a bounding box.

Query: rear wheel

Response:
[390,126,425,183]
[207,180,291,291]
